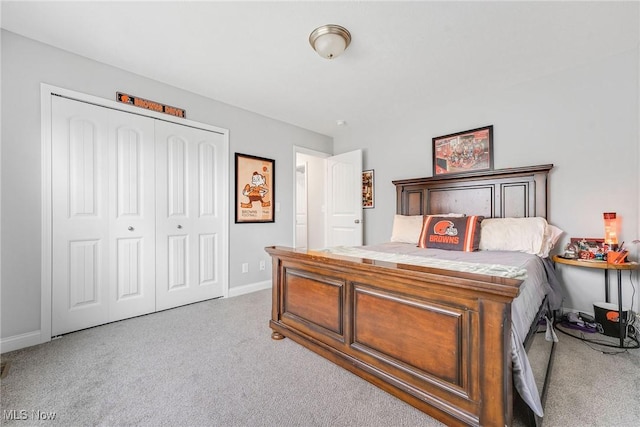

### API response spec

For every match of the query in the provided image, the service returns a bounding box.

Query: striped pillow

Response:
[417,215,484,251]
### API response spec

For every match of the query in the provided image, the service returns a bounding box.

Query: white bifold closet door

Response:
[154,121,225,311]
[51,96,225,336]
[52,97,156,335]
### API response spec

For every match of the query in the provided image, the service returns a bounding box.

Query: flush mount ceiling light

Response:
[309,24,351,59]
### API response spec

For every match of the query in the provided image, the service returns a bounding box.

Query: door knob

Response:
[354,219,361,224]
[128,226,134,231]
[177,225,183,229]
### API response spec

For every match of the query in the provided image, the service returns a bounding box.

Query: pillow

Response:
[390,214,467,244]
[417,215,484,251]
[390,215,424,244]
[479,217,558,256]
[539,224,564,257]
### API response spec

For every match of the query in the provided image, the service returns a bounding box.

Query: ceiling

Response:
[2,1,638,137]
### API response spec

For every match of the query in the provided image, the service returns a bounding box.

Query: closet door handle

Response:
[177,225,183,229]
[128,226,134,231]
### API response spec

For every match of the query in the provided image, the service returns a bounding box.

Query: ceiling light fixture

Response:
[309,24,351,59]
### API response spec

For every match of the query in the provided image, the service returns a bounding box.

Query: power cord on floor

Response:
[554,317,639,353]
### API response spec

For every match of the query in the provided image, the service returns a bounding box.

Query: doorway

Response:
[294,148,329,250]
[293,147,363,250]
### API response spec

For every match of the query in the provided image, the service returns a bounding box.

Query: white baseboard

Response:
[1,330,44,354]
[228,280,271,298]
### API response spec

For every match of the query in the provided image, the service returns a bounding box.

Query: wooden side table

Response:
[552,255,638,348]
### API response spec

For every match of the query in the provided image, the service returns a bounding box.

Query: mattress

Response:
[321,242,563,417]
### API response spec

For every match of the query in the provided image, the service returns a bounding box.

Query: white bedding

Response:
[321,242,563,417]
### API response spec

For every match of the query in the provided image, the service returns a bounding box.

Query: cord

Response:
[554,317,640,352]
[581,338,631,355]
[625,270,637,340]
[554,270,639,352]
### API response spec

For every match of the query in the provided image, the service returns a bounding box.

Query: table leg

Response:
[617,270,624,348]
[604,269,610,303]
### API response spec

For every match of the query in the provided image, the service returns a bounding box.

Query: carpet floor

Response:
[1,289,638,426]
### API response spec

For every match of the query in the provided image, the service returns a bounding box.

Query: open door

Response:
[295,163,308,249]
[326,149,363,247]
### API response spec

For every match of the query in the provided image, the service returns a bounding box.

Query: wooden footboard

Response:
[266,246,523,427]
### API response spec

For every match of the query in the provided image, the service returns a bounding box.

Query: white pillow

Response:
[390,214,467,244]
[479,217,549,256]
[390,215,424,244]
[540,224,564,257]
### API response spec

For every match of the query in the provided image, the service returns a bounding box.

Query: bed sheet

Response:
[322,242,563,417]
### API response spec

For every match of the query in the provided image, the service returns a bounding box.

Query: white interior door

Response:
[155,120,226,310]
[52,97,111,335]
[52,97,157,335]
[326,149,363,247]
[108,110,156,322]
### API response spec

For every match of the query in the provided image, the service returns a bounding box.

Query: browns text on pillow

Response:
[417,215,484,251]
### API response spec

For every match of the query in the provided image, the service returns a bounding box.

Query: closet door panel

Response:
[52,97,110,335]
[197,141,219,288]
[108,110,156,321]
[156,121,225,310]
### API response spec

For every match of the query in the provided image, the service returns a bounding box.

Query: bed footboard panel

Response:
[267,247,518,427]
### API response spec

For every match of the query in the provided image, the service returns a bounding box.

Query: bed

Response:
[265,164,560,426]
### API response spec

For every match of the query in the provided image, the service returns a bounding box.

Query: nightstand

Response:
[552,255,638,348]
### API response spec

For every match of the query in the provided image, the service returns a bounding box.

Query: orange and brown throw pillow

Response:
[417,215,484,251]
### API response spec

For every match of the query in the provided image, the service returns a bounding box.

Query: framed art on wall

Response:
[362,169,374,208]
[432,125,493,176]
[568,237,607,260]
[235,153,275,223]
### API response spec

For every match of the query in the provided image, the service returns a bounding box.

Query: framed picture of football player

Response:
[235,153,275,223]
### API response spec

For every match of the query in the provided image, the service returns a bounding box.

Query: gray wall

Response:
[2,28,639,344]
[0,30,332,340]
[335,48,640,315]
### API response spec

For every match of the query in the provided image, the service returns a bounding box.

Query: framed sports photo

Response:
[362,169,374,208]
[235,153,275,223]
[432,125,493,176]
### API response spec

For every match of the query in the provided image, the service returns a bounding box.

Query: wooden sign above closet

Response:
[116,92,186,118]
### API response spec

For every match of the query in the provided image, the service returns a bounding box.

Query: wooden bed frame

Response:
[266,164,553,427]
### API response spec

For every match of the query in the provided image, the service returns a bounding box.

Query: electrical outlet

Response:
[259,260,266,271]
[242,263,249,273]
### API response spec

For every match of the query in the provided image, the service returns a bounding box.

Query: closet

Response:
[51,96,227,335]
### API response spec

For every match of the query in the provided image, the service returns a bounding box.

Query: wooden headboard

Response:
[392,164,553,219]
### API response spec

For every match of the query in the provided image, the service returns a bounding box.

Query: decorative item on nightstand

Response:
[603,212,618,250]
[607,249,628,264]
[602,212,629,263]
[593,302,629,338]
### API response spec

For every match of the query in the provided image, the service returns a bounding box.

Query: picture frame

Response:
[362,169,374,208]
[432,125,494,176]
[569,237,607,260]
[235,153,275,223]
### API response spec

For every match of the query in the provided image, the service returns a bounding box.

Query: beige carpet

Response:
[1,289,638,426]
